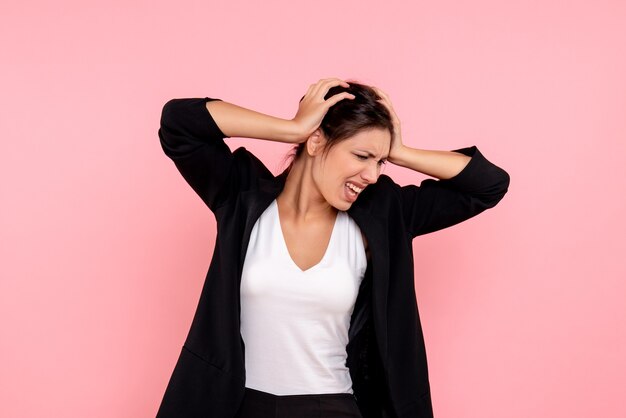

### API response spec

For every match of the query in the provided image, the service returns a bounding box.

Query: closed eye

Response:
[355,153,387,166]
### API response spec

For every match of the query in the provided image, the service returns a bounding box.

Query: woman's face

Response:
[312,128,391,211]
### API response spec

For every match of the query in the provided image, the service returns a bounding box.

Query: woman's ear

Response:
[306,129,326,157]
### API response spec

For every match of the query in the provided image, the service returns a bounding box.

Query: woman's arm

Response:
[205,100,299,143]
[373,86,472,179]
[388,146,472,180]
[371,87,509,237]
[206,78,355,143]
[397,146,510,237]
[159,97,240,211]
[159,79,354,211]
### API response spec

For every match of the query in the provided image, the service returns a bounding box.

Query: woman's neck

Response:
[278,157,336,223]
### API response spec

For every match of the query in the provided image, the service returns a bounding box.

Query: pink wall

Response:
[2,1,625,417]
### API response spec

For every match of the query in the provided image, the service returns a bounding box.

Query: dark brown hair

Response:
[283,80,394,171]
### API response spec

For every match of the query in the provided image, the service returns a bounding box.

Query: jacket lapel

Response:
[348,202,390,364]
[238,171,288,270]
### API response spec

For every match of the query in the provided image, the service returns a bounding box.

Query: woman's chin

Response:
[334,196,356,211]
[338,202,353,211]
[325,187,359,211]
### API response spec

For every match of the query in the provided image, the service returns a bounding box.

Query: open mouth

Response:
[345,182,363,198]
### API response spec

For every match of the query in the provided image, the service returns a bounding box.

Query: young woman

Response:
[155,78,510,418]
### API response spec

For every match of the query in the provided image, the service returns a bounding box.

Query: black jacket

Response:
[155,97,510,418]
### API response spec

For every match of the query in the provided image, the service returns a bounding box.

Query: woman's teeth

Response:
[346,182,362,194]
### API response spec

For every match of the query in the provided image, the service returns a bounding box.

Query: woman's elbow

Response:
[488,167,511,206]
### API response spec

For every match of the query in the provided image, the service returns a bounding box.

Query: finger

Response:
[320,77,349,88]
[376,98,399,121]
[325,92,355,108]
[313,78,350,99]
[300,83,316,102]
[313,78,347,98]
[372,85,387,95]
[375,94,395,112]
[377,97,393,111]
[373,87,391,101]
[310,79,329,97]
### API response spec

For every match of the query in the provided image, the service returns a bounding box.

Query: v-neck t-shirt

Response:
[240,199,367,395]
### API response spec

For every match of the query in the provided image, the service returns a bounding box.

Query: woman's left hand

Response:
[372,86,405,164]
[372,87,472,178]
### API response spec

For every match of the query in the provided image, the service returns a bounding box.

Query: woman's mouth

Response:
[344,182,363,202]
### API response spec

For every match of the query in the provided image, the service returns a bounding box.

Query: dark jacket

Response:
[155,97,510,418]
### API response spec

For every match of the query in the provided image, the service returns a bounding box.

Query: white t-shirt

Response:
[240,199,367,395]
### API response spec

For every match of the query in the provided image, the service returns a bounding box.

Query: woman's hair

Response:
[283,80,394,172]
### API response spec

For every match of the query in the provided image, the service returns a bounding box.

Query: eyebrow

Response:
[357,150,389,161]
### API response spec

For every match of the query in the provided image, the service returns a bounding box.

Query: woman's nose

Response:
[360,162,379,184]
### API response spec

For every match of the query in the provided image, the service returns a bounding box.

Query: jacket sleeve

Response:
[158,97,236,211]
[401,146,510,237]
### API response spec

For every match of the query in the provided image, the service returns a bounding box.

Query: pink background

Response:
[2,1,625,417]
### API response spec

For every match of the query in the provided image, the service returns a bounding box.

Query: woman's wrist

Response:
[387,144,409,166]
[281,120,307,144]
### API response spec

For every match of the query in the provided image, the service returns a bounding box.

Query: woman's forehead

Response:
[340,128,391,155]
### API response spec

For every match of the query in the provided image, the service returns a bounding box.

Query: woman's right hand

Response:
[290,78,355,143]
